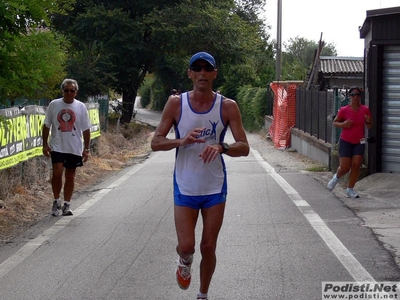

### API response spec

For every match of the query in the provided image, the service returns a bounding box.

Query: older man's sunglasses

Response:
[190,65,215,72]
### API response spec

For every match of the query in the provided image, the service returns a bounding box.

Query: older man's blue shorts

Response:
[174,193,227,210]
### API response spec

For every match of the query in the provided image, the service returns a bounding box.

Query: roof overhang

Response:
[360,6,400,38]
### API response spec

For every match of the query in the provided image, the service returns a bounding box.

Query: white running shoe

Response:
[327,174,340,191]
[62,203,73,216]
[346,188,360,198]
[51,200,61,216]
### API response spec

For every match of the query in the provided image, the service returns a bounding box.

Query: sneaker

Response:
[176,255,192,290]
[197,296,208,300]
[327,174,340,191]
[346,188,360,198]
[62,203,73,216]
[51,200,61,216]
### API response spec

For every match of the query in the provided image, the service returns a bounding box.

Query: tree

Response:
[65,40,114,100]
[1,0,57,36]
[52,0,276,121]
[234,0,267,25]
[53,1,175,122]
[146,0,274,101]
[281,36,337,80]
[0,0,73,103]
[0,30,67,101]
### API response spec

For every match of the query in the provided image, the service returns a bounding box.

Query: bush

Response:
[138,75,170,111]
[138,76,153,108]
[151,77,169,111]
[236,86,272,132]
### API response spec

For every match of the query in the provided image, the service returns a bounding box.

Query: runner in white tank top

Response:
[174,91,227,196]
[151,52,249,300]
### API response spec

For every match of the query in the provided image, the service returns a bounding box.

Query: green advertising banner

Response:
[0,103,101,170]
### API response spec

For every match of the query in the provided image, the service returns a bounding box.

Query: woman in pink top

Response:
[327,86,373,198]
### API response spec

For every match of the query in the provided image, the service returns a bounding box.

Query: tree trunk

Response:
[120,88,137,124]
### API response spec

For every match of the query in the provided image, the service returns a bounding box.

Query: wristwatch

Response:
[219,142,229,153]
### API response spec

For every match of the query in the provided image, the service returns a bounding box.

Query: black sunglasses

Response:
[190,65,215,72]
[349,93,361,97]
[63,89,77,93]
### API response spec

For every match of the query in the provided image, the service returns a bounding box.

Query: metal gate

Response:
[382,45,400,173]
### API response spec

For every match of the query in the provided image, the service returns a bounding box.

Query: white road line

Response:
[251,148,375,282]
[0,156,153,279]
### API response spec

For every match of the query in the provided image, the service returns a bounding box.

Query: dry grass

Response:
[0,122,154,244]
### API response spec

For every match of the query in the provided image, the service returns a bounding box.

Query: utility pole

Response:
[275,0,282,81]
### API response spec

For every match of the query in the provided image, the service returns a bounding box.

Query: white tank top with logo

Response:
[174,92,227,196]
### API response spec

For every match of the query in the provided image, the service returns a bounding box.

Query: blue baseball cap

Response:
[189,52,216,68]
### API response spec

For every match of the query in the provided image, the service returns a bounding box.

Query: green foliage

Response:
[0,30,67,101]
[305,165,329,172]
[65,40,112,100]
[138,74,169,112]
[49,0,276,121]
[144,0,274,102]
[53,0,192,122]
[107,112,121,125]
[151,77,170,112]
[0,0,73,37]
[150,55,189,102]
[138,76,154,109]
[0,0,276,115]
[222,65,257,100]
[281,36,337,81]
[236,86,272,132]
[0,0,75,104]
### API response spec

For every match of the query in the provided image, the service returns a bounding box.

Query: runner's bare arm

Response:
[151,96,206,151]
[221,98,249,157]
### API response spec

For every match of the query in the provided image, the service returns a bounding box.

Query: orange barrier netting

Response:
[268,82,299,149]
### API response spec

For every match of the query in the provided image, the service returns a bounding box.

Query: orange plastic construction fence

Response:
[268,82,301,149]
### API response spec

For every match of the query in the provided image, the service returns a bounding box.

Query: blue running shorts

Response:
[174,193,227,210]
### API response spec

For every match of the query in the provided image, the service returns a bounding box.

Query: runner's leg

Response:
[199,202,226,294]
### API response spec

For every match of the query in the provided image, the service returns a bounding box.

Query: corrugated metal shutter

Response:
[382,45,400,173]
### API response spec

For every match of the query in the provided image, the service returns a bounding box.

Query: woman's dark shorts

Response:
[339,139,365,158]
[51,151,83,169]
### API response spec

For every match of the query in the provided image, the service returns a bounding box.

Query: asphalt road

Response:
[0,106,399,300]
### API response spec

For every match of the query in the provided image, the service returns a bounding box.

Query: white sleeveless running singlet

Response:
[174,92,227,196]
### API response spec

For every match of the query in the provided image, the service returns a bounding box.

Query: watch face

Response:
[221,142,229,153]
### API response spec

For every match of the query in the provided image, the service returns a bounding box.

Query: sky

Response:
[263,0,400,57]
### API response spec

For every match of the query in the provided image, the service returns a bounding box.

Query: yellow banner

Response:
[0,104,101,170]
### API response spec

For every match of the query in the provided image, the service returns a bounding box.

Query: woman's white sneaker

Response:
[346,188,360,198]
[327,174,340,191]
